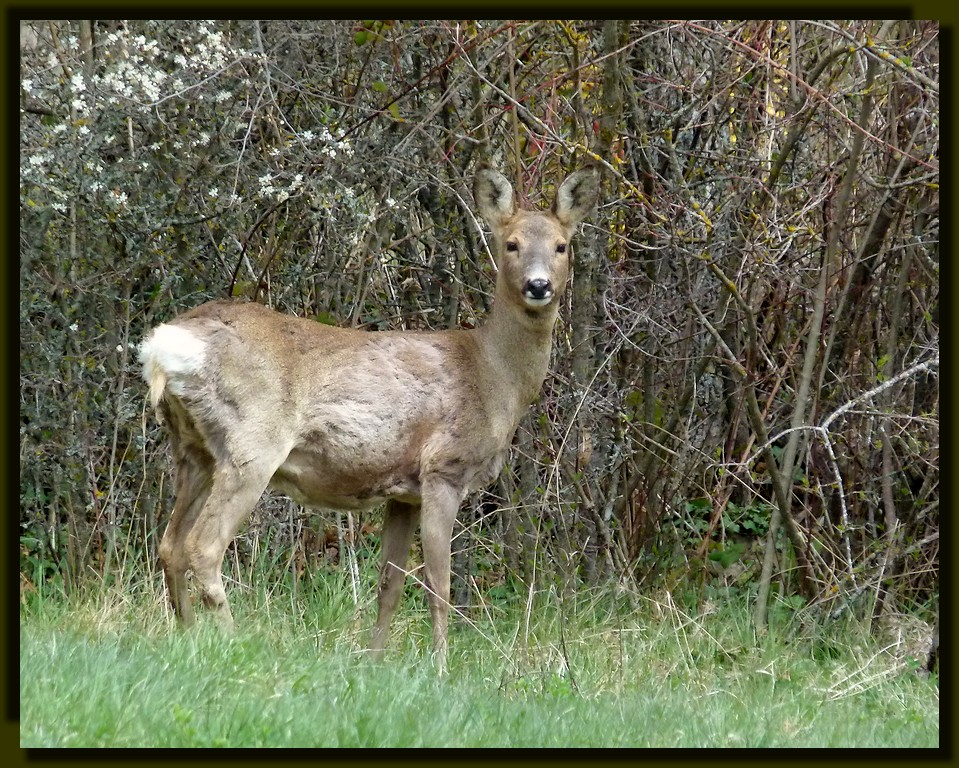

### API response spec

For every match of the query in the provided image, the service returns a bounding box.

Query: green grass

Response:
[20,571,938,748]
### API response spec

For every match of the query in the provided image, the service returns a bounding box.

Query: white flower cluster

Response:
[299,126,355,159]
[91,22,247,108]
[20,23,256,218]
[95,53,168,103]
[256,171,306,203]
[322,127,354,159]
[311,184,371,227]
[192,24,231,71]
[27,152,52,169]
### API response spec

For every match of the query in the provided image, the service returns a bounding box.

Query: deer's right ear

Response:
[474,168,515,226]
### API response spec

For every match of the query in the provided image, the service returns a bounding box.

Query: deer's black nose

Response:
[524,278,553,302]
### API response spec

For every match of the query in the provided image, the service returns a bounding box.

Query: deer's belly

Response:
[270,446,422,510]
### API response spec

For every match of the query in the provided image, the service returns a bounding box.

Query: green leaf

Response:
[707,542,746,569]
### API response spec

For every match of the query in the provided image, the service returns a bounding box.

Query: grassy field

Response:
[20,568,938,748]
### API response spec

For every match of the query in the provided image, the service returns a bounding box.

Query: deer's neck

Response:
[476,285,559,409]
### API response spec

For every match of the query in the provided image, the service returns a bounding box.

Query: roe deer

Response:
[139,166,599,671]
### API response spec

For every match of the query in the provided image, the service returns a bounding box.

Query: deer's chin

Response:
[522,293,554,308]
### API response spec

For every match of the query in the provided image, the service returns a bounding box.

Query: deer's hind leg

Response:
[158,451,213,627]
[158,397,288,629]
[182,455,282,629]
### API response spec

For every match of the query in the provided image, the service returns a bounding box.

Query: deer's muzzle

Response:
[522,278,554,307]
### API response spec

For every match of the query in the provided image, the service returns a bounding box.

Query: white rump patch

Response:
[139,324,208,405]
[139,324,207,378]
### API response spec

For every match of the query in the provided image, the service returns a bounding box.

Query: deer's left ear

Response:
[553,167,600,228]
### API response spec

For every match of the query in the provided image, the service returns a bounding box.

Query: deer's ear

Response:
[474,168,515,226]
[553,167,600,228]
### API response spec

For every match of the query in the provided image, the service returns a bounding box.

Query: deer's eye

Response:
[556,243,567,254]
[506,241,519,252]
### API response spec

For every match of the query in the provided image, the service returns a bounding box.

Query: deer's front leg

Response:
[419,476,462,674]
[370,500,419,659]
